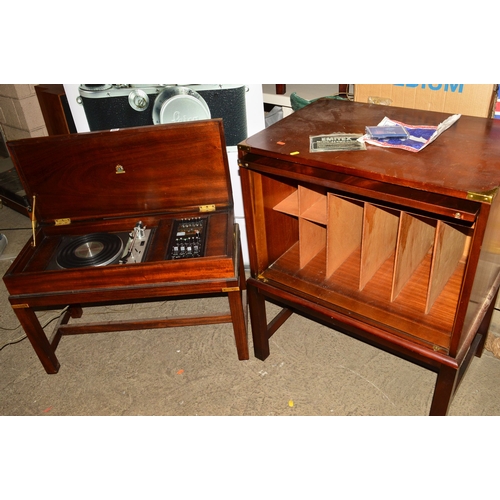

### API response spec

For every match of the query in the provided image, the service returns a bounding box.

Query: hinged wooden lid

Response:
[7,119,233,224]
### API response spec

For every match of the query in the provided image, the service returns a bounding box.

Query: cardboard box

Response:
[354,84,497,118]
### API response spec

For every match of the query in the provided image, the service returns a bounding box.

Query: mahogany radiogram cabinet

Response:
[3,119,249,373]
[238,99,500,415]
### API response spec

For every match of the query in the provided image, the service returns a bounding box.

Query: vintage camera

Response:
[78,84,165,130]
[78,84,247,146]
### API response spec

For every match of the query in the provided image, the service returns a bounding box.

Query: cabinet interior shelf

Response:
[269,184,471,350]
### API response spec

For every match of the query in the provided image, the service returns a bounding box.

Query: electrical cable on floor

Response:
[0,324,21,331]
[0,306,69,351]
[0,334,26,350]
[0,300,179,351]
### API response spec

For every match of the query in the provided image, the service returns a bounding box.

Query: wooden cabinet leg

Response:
[227,289,249,360]
[13,306,60,374]
[69,305,83,319]
[247,282,270,360]
[429,365,457,416]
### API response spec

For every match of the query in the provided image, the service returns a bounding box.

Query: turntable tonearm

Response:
[3,120,249,373]
[47,221,151,270]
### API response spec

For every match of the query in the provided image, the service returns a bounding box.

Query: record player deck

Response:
[46,216,207,270]
[3,120,249,373]
[46,223,151,270]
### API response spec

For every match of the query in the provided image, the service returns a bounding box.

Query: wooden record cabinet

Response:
[238,99,500,415]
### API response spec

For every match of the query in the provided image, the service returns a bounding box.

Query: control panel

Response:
[166,217,208,260]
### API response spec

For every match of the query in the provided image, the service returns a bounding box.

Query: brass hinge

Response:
[257,274,269,283]
[432,344,448,354]
[12,303,29,309]
[466,187,499,204]
[199,204,216,213]
[238,144,251,152]
[222,286,240,292]
[55,218,71,226]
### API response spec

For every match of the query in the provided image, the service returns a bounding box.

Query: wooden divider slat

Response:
[326,194,363,278]
[274,191,299,217]
[360,204,399,291]
[426,221,469,313]
[392,213,435,302]
[300,219,326,268]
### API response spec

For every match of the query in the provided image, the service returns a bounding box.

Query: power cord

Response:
[0,333,26,350]
[0,301,169,352]
[0,306,69,351]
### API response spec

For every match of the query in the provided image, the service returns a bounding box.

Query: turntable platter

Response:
[74,240,105,259]
[56,233,124,269]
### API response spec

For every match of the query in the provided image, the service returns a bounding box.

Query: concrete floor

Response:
[1,203,500,417]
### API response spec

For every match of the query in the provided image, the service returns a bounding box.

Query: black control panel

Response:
[166,217,208,260]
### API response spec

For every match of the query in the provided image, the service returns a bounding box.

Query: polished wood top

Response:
[240,99,500,201]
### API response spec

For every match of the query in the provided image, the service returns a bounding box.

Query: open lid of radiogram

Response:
[7,119,233,224]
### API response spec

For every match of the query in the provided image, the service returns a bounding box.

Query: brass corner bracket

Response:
[466,187,499,204]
